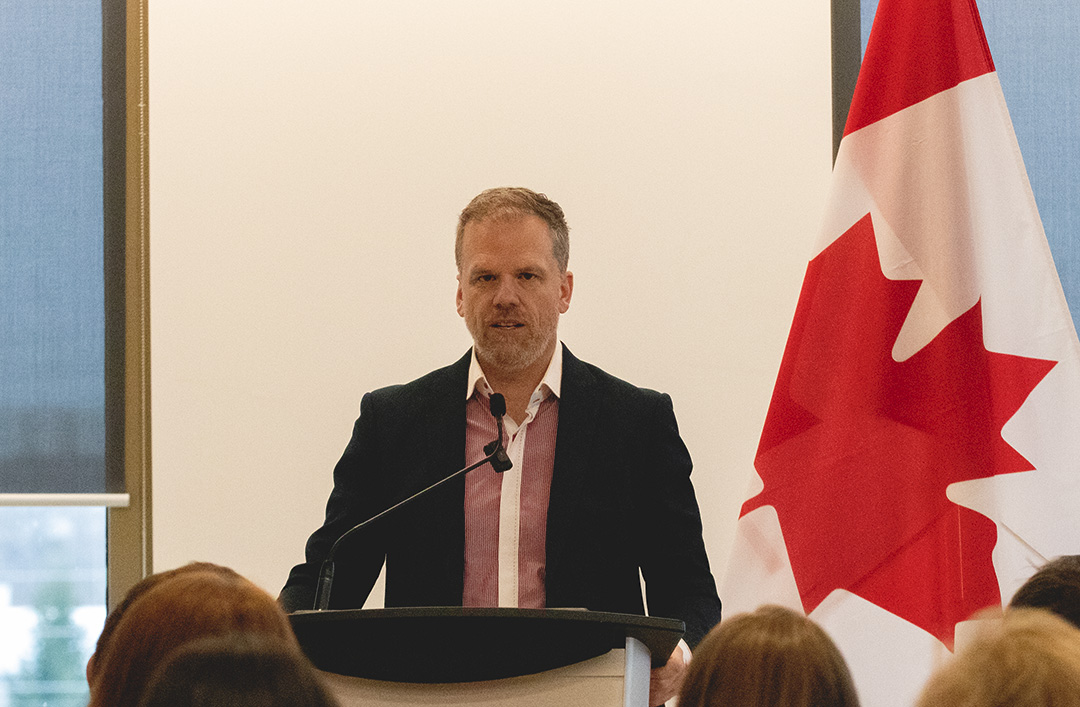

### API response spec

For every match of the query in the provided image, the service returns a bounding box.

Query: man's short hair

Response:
[1010,555,1080,629]
[456,187,570,273]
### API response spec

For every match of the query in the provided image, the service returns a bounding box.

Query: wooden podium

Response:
[289,607,684,707]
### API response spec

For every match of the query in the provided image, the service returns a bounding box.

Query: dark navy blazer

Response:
[280,346,722,647]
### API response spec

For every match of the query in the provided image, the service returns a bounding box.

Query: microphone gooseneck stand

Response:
[312,393,513,611]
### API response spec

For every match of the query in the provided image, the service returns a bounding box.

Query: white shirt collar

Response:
[466,342,563,402]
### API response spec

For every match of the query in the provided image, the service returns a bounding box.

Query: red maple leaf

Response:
[743,213,1056,648]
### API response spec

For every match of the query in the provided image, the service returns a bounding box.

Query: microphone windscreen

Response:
[489,393,507,418]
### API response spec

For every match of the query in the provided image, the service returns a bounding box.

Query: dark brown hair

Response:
[88,567,298,707]
[678,605,859,707]
[1009,555,1080,629]
[456,187,570,272]
[138,633,338,707]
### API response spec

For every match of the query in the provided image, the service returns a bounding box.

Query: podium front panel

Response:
[320,648,628,707]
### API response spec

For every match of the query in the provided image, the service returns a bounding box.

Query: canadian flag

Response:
[722,0,1080,705]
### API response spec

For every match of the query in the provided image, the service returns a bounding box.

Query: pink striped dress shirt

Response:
[462,346,560,608]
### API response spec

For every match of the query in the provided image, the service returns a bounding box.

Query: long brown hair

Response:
[88,566,298,707]
[88,561,226,686]
[138,633,338,707]
[678,605,859,707]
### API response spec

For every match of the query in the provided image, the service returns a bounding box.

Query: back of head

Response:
[89,561,229,686]
[678,605,859,707]
[456,187,570,272]
[916,608,1080,707]
[89,567,298,707]
[1009,555,1080,629]
[138,633,339,707]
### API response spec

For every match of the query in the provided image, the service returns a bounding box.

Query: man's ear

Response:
[559,271,574,314]
[455,275,465,317]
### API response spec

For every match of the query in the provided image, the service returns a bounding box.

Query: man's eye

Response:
[520,272,537,281]
[476,274,496,283]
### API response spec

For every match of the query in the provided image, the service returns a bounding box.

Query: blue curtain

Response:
[0,0,106,493]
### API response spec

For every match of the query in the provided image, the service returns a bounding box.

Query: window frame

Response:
[105,0,151,609]
[831,0,861,163]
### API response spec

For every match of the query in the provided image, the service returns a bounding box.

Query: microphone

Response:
[484,393,513,473]
[311,393,513,610]
[489,392,506,417]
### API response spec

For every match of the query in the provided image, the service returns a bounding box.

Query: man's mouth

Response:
[491,322,524,329]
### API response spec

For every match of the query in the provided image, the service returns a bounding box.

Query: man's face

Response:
[456,214,573,377]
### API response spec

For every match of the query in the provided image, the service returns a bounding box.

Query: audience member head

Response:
[456,187,570,273]
[915,607,1080,707]
[88,561,225,687]
[88,565,298,707]
[137,632,338,707]
[1009,554,1080,629]
[678,604,859,707]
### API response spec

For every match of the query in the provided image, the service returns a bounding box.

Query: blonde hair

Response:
[678,605,859,707]
[916,608,1080,707]
[456,187,569,272]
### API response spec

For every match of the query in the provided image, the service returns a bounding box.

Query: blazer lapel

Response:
[421,350,471,480]
[411,350,471,601]
[545,345,601,582]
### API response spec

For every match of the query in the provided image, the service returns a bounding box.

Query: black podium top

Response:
[289,607,684,683]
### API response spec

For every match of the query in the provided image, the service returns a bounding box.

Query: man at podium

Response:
[281,187,722,704]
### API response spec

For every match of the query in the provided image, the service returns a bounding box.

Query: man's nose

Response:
[492,277,521,306]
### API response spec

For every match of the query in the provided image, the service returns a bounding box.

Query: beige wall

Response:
[149,0,833,599]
